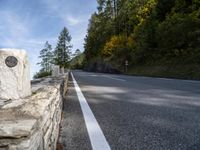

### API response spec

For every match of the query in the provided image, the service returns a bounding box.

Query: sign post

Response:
[125,60,128,73]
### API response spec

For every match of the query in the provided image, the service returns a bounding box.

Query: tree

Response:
[37,41,53,72]
[84,0,200,78]
[54,27,72,68]
[70,50,85,69]
[73,49,81,58]
[97,0,106,13]
[102,35,135,67]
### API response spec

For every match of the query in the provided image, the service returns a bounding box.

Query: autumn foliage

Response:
[84,0,200,78]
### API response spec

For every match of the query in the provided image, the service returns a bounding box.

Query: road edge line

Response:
[71,72,111,150]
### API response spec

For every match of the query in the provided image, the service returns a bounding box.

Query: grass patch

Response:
[126,64,200,80]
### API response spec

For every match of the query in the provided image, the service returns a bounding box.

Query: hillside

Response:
[83,0,200,79]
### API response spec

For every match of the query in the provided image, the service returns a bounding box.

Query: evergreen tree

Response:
[84,0,200,78]
[37,41,53,72]
[54,27,72,68]
[74,49,81,57]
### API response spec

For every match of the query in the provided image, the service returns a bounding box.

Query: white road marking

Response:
[137,76,200,83]
[103,75,126,82]
[71,72,111,150]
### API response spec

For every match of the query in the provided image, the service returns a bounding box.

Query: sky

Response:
[0,0,97,78]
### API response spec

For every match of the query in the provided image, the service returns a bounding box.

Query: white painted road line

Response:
[71,72,111,150]
[103,75,126,82]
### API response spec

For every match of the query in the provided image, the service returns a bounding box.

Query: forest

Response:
[84,0,200,79]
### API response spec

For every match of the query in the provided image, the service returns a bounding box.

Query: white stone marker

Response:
[0,49,31,101]
[52,65,60,77]
[61,67,65,74]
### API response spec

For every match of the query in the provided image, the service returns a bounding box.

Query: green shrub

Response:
[33,71,51,79]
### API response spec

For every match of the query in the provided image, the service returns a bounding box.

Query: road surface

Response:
[59,70,200,150]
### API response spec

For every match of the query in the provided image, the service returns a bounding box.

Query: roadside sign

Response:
[125,60,128,72]
[125,60,128,66]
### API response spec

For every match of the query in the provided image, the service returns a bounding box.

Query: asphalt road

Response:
[59,70,200,150]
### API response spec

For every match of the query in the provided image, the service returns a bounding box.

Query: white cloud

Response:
[41,0,85,26]
[0,0,97,77]
[0,10,58,78]
[66,16,81,26]
[0,11,29,47]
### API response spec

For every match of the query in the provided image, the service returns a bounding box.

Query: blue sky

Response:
[0,0,97,77]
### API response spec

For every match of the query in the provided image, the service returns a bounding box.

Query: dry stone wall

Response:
[0,74,68,150]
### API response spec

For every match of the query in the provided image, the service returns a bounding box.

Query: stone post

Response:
[0,49,31,101]
[61,67,65,74]
[52,65,60,77]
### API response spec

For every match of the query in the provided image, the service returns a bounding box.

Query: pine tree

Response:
[54,27,72,68]
[37,41,53,72]
[73,49,81,57]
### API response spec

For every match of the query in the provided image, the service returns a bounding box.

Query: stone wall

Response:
[0,74,68,150]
